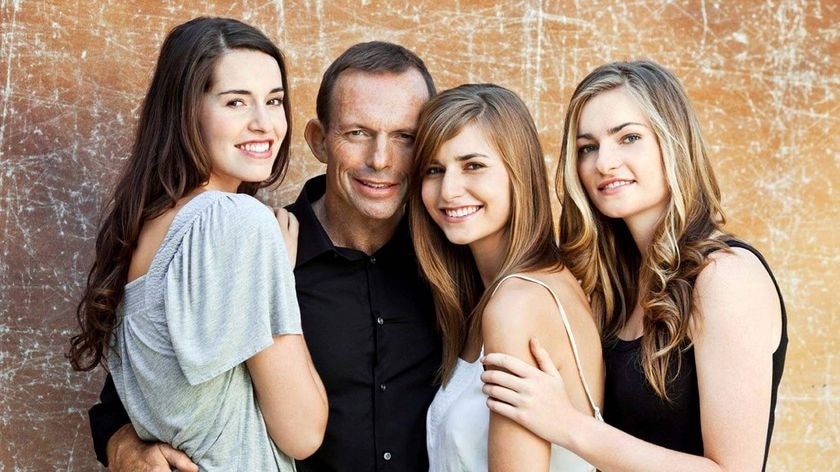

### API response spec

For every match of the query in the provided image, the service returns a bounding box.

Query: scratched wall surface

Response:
[0,0,836,470]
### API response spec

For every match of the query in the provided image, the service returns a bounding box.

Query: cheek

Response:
[576,163,591,189]
[329,141,360,168]
[420,179,439,214]
[201,114,230,147]
[272,111,288,137]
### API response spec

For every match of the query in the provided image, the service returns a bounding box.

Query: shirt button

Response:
[383,452,392,461]
[370,256,377,264]
[377,316,384,325]
[380,383,387,391]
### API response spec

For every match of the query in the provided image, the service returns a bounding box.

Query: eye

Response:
[226,98,246,107]
[397,133,416,143]
[267,97,284,106]
[424,165,444,176]
[348,129,367,137]
[622,134,641,144]
[578,144,597,156]
[465,161,485,171]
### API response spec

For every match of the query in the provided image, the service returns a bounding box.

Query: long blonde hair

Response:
[410,84,563,383]
[557,61,730,399]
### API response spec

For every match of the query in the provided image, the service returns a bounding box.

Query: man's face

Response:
[319,69,430,227]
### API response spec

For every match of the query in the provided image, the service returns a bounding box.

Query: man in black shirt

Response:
[90,42,441,471]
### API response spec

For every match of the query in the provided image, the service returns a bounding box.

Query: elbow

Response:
[284,424,326,460]
[277,411,328,460]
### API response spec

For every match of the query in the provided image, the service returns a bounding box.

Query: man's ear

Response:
[304,119,329,165]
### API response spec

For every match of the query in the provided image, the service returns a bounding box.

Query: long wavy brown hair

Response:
[68,17,292,371]
[410,84,564,383]
[557,61,730,399]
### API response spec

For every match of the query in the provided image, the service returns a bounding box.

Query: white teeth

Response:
[444,206,480,218]
[604,180,632,190]
[363,182,389,189]
[239,142,270,153]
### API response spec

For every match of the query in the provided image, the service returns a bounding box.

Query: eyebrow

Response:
[217,87,284,96]
[428,153,489,165]
[455,153,489,161]
[577,121,646,140]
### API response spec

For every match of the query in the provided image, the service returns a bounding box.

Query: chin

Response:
[440,233,474,246]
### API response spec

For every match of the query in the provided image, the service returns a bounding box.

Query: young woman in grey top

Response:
[69,17,327,471]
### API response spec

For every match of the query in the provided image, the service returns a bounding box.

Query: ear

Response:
[304,119,329,165]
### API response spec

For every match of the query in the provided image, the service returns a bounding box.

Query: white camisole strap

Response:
[491,273,604,421]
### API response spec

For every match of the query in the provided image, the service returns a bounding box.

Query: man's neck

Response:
[312,196,402,256]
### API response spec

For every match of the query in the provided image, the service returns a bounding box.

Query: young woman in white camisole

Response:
[409,83,604,471]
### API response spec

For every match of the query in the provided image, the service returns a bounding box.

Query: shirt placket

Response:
[368,254,394,469]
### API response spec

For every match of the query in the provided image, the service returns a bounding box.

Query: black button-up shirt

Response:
[89,175,441,471]
[286,175,441,472]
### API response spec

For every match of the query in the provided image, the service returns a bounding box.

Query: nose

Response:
[594,144,619,174]
[248,104,270,132]
[439,168,464,201]
[366,135,392,171]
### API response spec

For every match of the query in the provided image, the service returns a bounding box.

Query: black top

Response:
[89,175,442,472]
[603,240,787,471]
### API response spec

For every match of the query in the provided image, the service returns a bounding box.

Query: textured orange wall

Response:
[1,1,836,470]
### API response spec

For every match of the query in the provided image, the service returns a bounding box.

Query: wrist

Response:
[556,407,591,450]
[106,424,137,464]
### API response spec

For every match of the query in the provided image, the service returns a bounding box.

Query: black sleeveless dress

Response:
[603,240,787,470]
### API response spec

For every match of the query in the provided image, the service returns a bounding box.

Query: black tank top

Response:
[603,240,787,470]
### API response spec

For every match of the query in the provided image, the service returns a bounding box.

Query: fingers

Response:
[481,352,539,378]
[481,381,521,406]
[480,368,522,393]
[159,444,198,472]
[286,211,299,237]
[486,396,520,422]
[530,337,561,377]
[274,208,299,267]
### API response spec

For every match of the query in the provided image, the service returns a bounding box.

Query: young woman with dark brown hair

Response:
[69,17,326,471]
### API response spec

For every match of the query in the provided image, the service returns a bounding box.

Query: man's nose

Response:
[367,135,391,170]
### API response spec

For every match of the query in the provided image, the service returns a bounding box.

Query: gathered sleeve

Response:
[162,194,302,386]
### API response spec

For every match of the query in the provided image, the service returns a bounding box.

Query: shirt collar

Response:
[286,175,336,266]
[286,174,415,267]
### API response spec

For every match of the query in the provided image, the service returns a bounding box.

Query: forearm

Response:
[248,334,328,459]
[565,411,721,472]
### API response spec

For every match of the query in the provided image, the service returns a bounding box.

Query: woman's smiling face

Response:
[575,86,670,230]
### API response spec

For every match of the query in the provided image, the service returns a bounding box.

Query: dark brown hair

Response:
[68,17,292,371]
[315,41,435,127]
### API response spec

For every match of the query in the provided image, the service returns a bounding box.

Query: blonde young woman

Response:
[409,84,604,471]
[481,61,787,471]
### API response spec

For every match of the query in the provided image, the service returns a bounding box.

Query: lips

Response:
[358,179,395,189]
[236,140,273,156]
[442,205,481,218]
[598,179,634,191]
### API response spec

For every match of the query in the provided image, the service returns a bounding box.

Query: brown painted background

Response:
[1,1,837,470]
